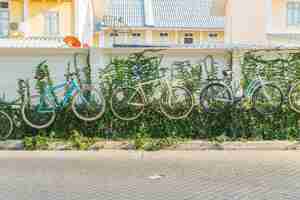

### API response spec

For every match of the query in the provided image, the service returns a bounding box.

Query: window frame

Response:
[0,1,9,38]
[44,11,60,36]
[159,32,169,43]
[208,32,219,41]
[131,32,142,44]
[183,33,194,44]
[287,1,300,26]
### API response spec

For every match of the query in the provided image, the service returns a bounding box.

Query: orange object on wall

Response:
[63,36,82,48]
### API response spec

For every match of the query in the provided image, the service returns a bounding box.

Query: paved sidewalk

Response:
[0,151,300,200]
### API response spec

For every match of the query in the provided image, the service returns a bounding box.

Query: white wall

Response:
[0,48,88,101]
[0,48,230,101]
[91,48,229,79]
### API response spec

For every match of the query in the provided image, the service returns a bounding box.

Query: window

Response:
[160,32,169,42]
[110,32,119,37]
[0,2,9,38]
[287,2,300,26]
[109,32,119,45]
[132,33,141,37]
[184,33,193,44]
[132,32,141,44]
[0,2,8,9]
[208,33,219,40]
[44,12,59,36]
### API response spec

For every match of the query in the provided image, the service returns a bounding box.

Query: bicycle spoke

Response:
[160,86,193,119]
[253,84,283,115]
[111,87,145,121]
[72,88,106,121]
[200,83,232,113]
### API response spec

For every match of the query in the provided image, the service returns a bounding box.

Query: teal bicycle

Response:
[21,68,106,129]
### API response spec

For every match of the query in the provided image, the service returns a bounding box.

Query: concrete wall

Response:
[91,48,229,80]
[0,48,88,101]
[0,48,230,101]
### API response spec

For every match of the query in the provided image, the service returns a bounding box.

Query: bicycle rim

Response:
[21,95,56,129]
[160,86,194,119]
[110,87,145,121]
[289,82,300,113]
[253,84,283,115]
[200,83,233,113]
[72,87,106,121]
[0,111,13,140]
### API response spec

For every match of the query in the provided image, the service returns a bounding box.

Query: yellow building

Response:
[0,0,75,39]
[94,0,225,48]
[224,0,300,46]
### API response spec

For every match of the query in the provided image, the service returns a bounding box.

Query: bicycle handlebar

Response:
[64,72,79,78]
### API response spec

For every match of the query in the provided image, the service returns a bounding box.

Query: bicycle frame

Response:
[131,78,173,105]
[243,70,272,99]
[37,79,81,113]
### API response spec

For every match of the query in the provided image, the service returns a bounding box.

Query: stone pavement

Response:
[0,151,300,200]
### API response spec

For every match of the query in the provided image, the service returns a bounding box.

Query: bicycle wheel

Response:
[252,84,283,115]
[160,86,194,119]
[289,82,300,113]
[72,86,106,121]
[110,87,145,121]
[0,111,13,140]
[22,95,56,129]
[200,83,233,113]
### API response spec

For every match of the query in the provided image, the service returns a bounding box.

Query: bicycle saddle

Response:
[222,70,233,77]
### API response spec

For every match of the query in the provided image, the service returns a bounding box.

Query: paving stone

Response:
[0,151,299,200]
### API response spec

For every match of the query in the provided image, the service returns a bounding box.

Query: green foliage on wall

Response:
[2,50,300,141]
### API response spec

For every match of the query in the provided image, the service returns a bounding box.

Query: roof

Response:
[96,0,225,30]
[103,0,145,27]
[0,37,68,48]
[151,0,224,28]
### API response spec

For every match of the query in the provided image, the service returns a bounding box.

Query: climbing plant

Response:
[2,49,300,141]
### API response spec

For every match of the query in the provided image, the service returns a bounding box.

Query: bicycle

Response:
[199,62,283,115]
[21,62,106,129]
[0,79,29,140]
[243,50,300,114]
[110,50,194,121]
[268,51,300,114]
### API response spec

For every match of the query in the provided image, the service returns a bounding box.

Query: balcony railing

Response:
[0,36,67,48]
[103,40,226,49]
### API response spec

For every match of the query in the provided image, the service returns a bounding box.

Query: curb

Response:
[0,140,299,151]
[172,141,300,151]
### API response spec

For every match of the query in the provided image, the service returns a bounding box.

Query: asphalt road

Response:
[0,151,300,200]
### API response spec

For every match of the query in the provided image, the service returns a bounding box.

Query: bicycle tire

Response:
[72,86,106,121]
[0,111,13,140]
[159,86,194,119]
[110,87,145,121]
[199,83,233,114]
[288,81,300,113]
[21,95,56,129]
[252,83,283,115]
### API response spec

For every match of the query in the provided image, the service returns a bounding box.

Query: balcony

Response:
[0,37,68,48]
